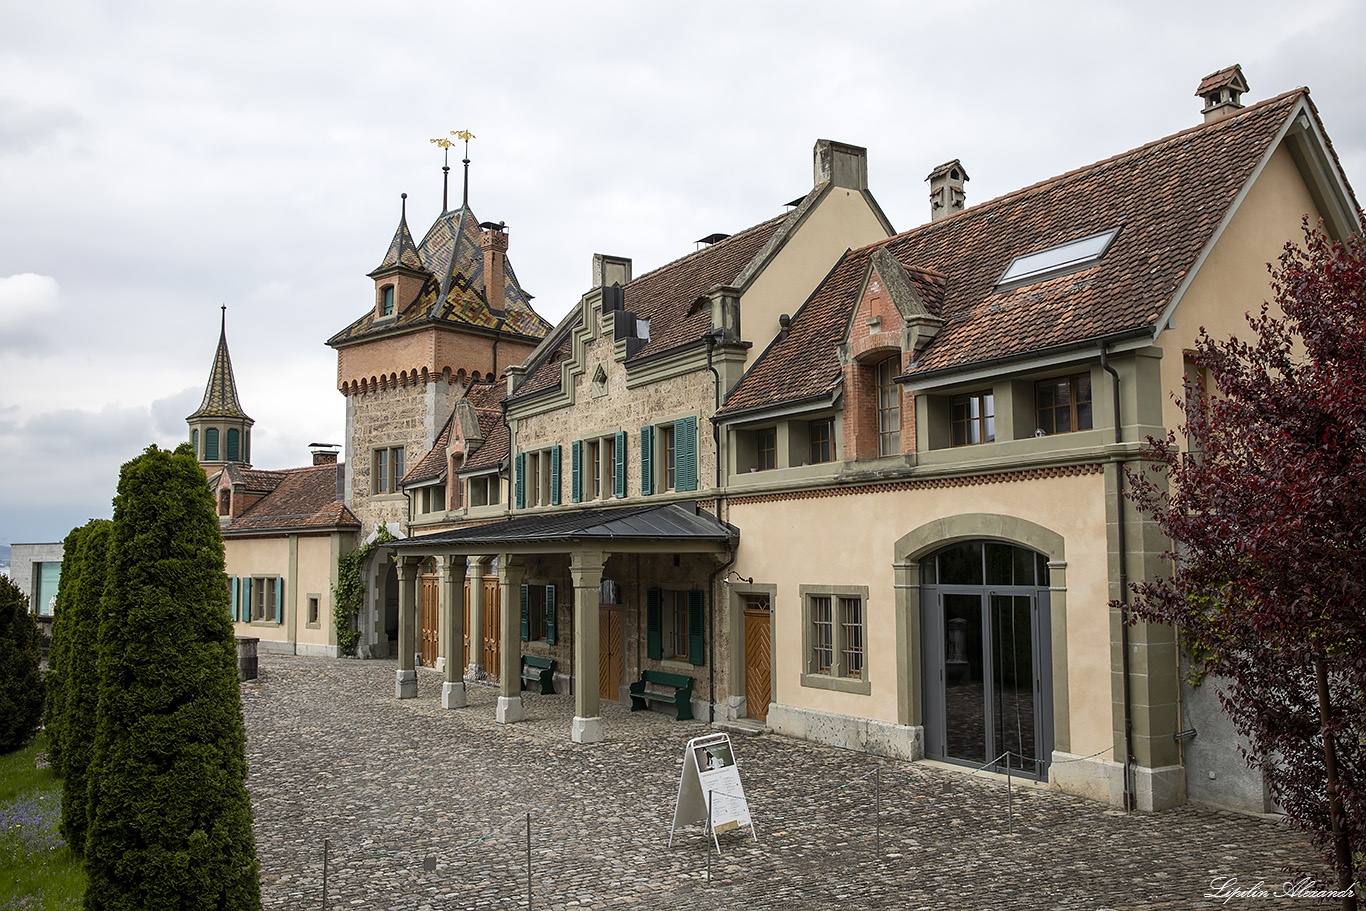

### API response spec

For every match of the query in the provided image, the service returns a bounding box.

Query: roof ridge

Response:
[625,212,788,290]
[899,88,1307,242]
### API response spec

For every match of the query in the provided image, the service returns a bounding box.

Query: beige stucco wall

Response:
[293,534,337,649]
[742,189,891,369]
[726,469,1113,757]
[225,536,289,642]
[1156,143,1321,431]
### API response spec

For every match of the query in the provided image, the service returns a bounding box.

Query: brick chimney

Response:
[309,443,340,465]
[1196,64,1249,123]
[480,222,508,313]
[927,160,969,222]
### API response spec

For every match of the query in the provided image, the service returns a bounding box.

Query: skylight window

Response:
[997,228,1120,288]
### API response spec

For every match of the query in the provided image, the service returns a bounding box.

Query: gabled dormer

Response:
[835,247,945,461]
[368,193,428,325]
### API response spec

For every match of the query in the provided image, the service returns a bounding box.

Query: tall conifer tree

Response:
[0,574,44,754]
[60,518,111,853]
[84,445,260,910]
[44,523,89,773]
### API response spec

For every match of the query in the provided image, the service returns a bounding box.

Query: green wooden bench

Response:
[520,654,556,695]
[629,669,694,721]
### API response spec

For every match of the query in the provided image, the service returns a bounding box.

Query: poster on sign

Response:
[668,732,756,851]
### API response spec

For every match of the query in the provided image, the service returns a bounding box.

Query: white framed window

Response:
[373,446,405,494]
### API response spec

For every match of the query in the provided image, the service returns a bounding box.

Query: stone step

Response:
[713,718,768,736]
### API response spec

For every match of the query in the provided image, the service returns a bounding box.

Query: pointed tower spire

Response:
[187,306,254,470]
[372,193,423,273]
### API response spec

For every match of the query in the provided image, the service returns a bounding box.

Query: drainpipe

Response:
[499,399,512,507]
[703,329,733,725]
[1100,341,1135,811]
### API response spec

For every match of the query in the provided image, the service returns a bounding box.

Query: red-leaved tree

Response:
[1125,218,1366,899]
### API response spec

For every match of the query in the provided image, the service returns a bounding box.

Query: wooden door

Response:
[482,575,500,681]
[599,607,624,700]
[744,598,772,722]
[420,566,440,668]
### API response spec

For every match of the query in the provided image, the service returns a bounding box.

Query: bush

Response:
[59,519,111,854]
[83,445,260,910]
[0,575,44,755]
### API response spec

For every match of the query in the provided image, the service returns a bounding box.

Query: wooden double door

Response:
[419,568,502,678]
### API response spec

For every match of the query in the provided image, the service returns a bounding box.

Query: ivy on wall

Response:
[333,525,396,656]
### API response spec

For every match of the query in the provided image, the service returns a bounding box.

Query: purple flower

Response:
[0,790,67,861]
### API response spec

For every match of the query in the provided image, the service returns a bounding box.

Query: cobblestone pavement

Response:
[243,655,1328,911]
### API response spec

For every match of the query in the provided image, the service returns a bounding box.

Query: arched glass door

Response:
[921,541,1053,779]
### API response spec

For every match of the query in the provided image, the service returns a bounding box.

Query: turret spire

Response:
[187,306,254,469]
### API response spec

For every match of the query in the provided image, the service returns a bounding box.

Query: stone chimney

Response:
[927,160,969,222]
[592,253,633,289]
[814,139,869,191]
[480,222,509,312]
[1196,64,1249,123]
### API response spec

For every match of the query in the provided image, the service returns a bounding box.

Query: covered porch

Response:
[389,501,737,743]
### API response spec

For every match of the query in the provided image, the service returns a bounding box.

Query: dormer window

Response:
[996,228,1120,289]
[380,285,395,317]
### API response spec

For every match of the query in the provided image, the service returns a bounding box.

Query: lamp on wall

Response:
[723,570,754,586]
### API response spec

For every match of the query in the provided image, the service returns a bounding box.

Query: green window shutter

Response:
[614,430,626,498]
[676,417,698,492]
[276,577,285,624]
[646,588,663,660]
[205,428,219,461]
[520,583,530,641]
[229,576,238,621]
[550,445,562,506]
[571,440,583,503]
[192,429,199,457]
[640,426,654,496]
[688,589,706,666]
[243,578,253,622]
[545,585,557,645]
[515,453,526,509]
[227,428,240,462]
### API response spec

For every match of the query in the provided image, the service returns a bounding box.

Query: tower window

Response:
[192,429,199,456]
[205,428,220,461]
[226,428,240,461]
[381,285,395,317]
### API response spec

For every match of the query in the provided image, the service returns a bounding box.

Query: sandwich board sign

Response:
[668,732,756,851]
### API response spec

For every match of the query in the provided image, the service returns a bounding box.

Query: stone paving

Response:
[243,655,1331,911]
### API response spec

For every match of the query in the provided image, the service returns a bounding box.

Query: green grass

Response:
[0,735,84,911]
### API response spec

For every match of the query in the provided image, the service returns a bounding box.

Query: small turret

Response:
[187,306,254,471]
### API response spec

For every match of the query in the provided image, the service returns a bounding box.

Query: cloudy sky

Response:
[1,0,1362,545]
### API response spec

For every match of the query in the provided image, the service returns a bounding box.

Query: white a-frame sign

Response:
[669,732,757,851]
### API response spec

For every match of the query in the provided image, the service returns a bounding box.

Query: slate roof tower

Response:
[188,306,253,471]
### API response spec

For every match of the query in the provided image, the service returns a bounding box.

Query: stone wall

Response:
[514,318,718,501]
[345,376,461,535]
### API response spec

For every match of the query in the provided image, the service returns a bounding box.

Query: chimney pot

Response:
[1196,64,1249,123]
[480,225,509,312]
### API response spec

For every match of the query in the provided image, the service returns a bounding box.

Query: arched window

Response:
[205,428,220,461]
[192,429,199,456]
[226,428,240,462]
[381,285,395,316]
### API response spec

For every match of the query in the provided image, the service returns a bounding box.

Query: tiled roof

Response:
[224,464,360,534]
[372,205,423,272]
[401,381,510,487]
[393,502,736,549]
[402,418,450,486]
[1197,64,1248,97]
[719,90,1312,416]
[510,215,788,401]
[188,314,251,421]
[328,206,552,347]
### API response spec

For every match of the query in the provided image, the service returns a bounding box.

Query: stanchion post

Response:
[707,791,713,883]
[875,768,881,854]
[322,838,329,910]
[526,811,532,910]
[1006,758,1014,837]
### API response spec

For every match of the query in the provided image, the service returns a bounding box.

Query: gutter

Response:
[900,327,1153,387]
[1101,340,1136,812]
